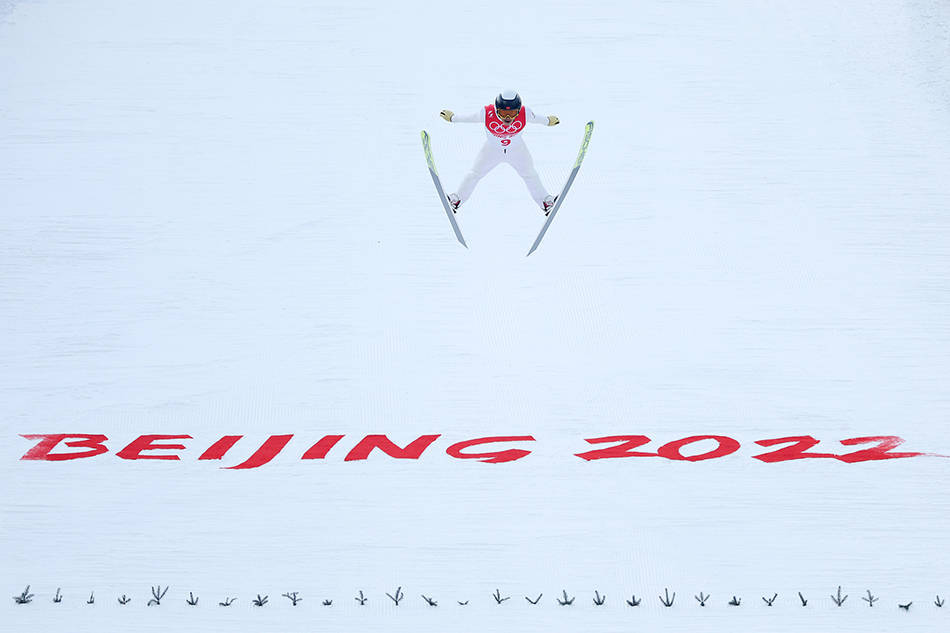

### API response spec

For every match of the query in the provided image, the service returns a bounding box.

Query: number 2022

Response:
[574,435,926,463]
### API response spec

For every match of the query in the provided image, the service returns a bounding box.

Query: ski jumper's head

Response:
[494,90,523,123]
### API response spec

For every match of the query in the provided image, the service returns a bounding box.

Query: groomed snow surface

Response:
[2,0,949,631]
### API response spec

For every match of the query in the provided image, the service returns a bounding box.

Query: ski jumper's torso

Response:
[452,104,547,149]
[484,105,527,147]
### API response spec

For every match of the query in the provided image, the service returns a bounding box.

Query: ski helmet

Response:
[495,90,522,112]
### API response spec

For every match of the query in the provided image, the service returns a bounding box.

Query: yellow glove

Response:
[547,115,560,126]
[440,109,454,122]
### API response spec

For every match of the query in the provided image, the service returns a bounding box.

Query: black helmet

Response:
[494,90,522,111]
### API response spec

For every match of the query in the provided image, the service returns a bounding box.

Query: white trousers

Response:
[457,137,549,207]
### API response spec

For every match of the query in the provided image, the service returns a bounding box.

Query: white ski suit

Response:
[450,105,552,207]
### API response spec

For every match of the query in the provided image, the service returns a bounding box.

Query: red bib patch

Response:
[484,104,526,141]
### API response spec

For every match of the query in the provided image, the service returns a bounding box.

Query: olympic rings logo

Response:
[488,120,523,134]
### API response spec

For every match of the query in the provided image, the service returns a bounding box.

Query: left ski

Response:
[421,130,467,248]
[526,120,594,256]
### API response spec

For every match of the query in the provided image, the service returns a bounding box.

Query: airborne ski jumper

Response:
[422,91,593,253]
[440,91,561,215]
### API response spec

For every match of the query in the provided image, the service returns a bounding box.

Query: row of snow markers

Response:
[11,584,942,610]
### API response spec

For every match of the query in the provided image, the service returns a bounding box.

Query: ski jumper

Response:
[451,105,551,206]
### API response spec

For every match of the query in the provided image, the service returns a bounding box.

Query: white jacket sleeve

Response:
[525,107,549,124]
[450,110,484,123]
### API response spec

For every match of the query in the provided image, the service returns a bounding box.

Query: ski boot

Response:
[542,195,558,216]
[447,193,461,213]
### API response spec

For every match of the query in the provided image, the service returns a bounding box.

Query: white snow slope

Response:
[2,0,949,631]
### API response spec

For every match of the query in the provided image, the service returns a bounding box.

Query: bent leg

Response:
[506,141,549,206]
[457,142,504,203]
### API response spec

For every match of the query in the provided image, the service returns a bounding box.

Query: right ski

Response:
[526,120,594,256]
[421,130,467,248]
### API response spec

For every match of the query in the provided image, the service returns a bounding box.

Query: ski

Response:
[526,120,594,256]
[420,130,467,248]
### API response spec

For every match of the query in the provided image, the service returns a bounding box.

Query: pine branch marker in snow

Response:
[87,591,95,604]
[798,592,807,607]
[186,592,199,606]
[626,594,641,607]
[659,588,675,607]
[355,590,367,605]
[386,587,404,606]
[282,592,301,606]
[695,592,710,606]
[729,595,741,606]
[457,600,469,605]
[936,595,945,608]
[762,593,778,606]
[53,588,62,604]
[252,594,268,607]
[831,586,848,607]
[422,595,437,606]
[492,589,510,604]
[118,595,131,605]
[557,590,575,606]
[899,601,912,611]
[148,585,168,606]
[593,591,606,606]
[526,594,542,605]
[219,597,236,606]
[13,585,34,604]
[322,599,333,606]
[862,590,878,607]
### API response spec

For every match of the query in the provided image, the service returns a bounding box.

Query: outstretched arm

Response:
[440,109,484,123]
[526,107,559,126]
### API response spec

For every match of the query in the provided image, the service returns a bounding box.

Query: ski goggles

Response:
[496,107,519,121]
